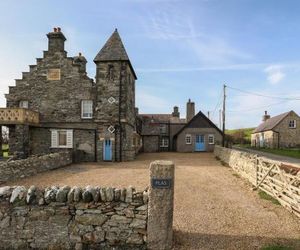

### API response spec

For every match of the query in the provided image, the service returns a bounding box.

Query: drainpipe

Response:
[118,62,123,162]
[94,129,97,162]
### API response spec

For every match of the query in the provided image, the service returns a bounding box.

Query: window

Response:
[81,100,93,119]
[51,129,73,148]
[159,124,167,134]
[185,134,191,144]
[208,134,215,144]
[289,120,296,128]
[160,137,169,148]
[19,101,28,109]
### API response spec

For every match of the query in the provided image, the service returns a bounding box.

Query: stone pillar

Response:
[8,125,29,159]
[148,160,175,250]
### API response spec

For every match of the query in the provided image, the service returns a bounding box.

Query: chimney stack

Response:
[47,27,66,53]
[172,106,180,118]
[262,111,271,122]
[186,99,195,122]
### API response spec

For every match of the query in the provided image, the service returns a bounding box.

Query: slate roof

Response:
[253,111,291,133]
[174,111,223,137]
[139,114,185,123]
[94,29,137,79]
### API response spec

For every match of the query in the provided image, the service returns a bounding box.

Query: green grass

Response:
[226,127,255,141]
[258,190,280,205]
[261,244,294,250]
[2,144,9,158]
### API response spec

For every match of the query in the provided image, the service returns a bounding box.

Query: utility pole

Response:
[222,84,226,147]
[219,109,222,129]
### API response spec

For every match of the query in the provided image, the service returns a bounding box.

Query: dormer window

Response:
[289,120,296,128]
[19,101,28,109]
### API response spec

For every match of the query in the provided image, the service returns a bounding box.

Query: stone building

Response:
[139,99,223,152]
[251,110,300,148]
[1,28,138,162]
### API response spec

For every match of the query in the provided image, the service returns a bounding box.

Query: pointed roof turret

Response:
[94,29,137,79]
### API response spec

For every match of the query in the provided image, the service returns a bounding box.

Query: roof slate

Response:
[253,111,290,133]
[94,29,130,62]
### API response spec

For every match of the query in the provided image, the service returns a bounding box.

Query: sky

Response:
[0,0,300,129]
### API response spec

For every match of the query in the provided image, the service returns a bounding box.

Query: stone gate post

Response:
[147,160,175,250]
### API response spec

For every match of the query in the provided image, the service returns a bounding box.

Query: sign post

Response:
[148,160,175,250]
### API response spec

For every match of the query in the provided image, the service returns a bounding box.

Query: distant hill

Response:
[226,128,255,144]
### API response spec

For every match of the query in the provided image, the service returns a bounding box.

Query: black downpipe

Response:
[118,62,123,162]
[94,129,97,162]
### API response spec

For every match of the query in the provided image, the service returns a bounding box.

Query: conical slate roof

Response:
[94,29,137,79]
[94,29,130,62]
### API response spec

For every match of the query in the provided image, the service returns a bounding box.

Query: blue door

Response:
[104,139,112,161]
[195,135,205,151]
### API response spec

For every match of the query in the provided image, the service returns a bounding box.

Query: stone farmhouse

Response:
[251,110,300,148]
[0,28,223,162]
[139,99,223,153]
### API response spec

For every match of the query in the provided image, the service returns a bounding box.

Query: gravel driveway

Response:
[6,152,300,249]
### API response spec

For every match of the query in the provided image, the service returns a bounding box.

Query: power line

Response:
[227,85,300,100]
[211,89,223,117]
[227,100,290,113]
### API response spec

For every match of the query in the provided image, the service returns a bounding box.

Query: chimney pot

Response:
[53,27,57,32]
[57,27,61,32]
[79,52,82,56]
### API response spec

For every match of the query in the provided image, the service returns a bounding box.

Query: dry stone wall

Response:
[0,185,148,249]
[0,151,72,184]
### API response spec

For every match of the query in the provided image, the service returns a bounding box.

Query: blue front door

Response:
[195,135,205,151]
[104,139,112,161]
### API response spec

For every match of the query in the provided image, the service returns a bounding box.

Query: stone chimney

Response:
[172,106,180,118]
[186,99,195,122]
[262,111,271,122]
[73,52,87,73]
[47,27,66,53]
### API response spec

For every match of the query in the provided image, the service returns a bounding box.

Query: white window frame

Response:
[289,120,296,129]
[160,137,169,148]
[81,100,93,119]
[185,134,192,144]
[51,129,73,148]
[19,100,29,109]
[208,134,215,145]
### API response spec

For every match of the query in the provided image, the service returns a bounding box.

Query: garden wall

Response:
[0,185,148,249]
[214,146,300,218]
[0,160,175,249]
[0,151,72,184]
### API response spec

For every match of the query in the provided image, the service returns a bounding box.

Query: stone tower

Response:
[186,99,195,122]
[94,29,137,161]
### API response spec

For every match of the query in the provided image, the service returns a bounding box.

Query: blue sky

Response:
[0,0,300,129]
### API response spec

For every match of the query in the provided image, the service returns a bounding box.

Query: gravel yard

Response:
[6,152,300,249]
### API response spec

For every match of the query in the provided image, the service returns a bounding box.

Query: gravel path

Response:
[6,153,300,249]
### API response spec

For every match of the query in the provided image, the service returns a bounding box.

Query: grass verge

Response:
[258,190,280,205]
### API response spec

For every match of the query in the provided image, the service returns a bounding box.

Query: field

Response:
[226,127,255,144]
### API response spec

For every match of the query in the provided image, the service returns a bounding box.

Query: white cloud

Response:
[264,65,285,84]
[143,9,252,65]
[136,88,172,113]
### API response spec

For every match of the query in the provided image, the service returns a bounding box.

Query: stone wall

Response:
[214,146,257,185]
[0,185,148,249]
[0,151,72,184]
[214,146,300,218]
